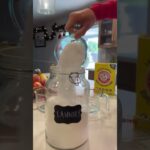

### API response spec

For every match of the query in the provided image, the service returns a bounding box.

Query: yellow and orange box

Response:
[94,63,117,96]
[135,35,150,131]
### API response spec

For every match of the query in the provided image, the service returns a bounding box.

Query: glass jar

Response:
[37,0,55,15]
[54,35,87,65]
[45,67,90,149]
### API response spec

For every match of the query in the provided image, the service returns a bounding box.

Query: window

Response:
[83,24,99,69]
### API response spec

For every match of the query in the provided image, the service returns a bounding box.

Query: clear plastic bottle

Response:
[45,66,90,149]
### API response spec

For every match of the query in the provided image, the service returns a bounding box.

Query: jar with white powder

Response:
[45,39,89,149]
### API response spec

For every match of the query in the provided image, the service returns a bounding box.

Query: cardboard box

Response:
[94,63,117,95]
[135,35,150,130]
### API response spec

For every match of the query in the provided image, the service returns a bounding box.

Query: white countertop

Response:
[33,96,117,150]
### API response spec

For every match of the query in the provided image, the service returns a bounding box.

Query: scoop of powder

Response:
[58,41,85,73]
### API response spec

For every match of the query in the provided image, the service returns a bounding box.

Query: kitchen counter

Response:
[33,96,117,150]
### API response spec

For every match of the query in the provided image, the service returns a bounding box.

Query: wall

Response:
[33,15,68,72]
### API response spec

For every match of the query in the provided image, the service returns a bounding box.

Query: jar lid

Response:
[0,47,32,72]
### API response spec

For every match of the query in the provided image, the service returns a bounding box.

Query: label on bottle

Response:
[54,105,82,124]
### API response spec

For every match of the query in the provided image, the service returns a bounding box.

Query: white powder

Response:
[58,41,85,73]
[45,96,88,149]
[46,40,88,149]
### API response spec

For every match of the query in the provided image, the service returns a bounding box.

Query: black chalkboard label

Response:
[54,105,82,124]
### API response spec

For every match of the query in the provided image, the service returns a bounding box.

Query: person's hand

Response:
[65,8,96,39]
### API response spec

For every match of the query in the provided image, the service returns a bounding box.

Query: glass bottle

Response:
[45,66,90,149]
[54,35,87,65]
